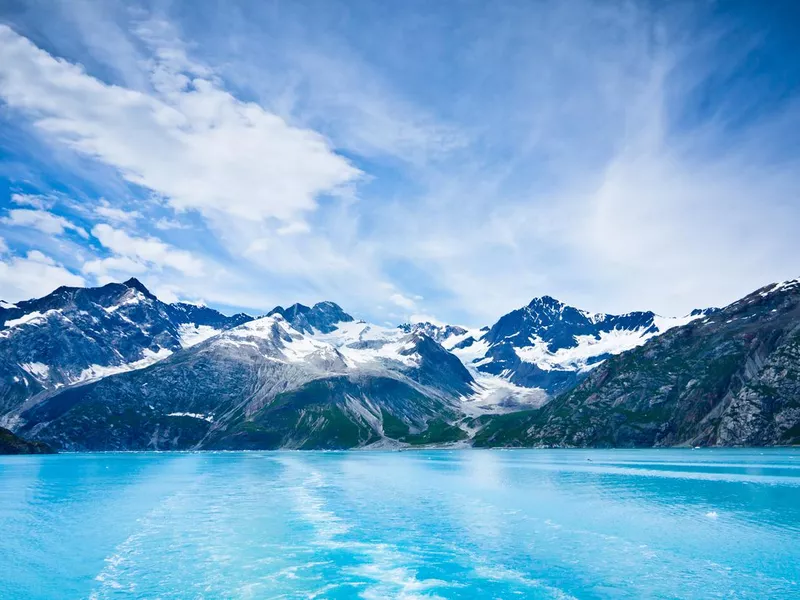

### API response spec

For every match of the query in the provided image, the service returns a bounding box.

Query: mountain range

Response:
[473,279,800,448]
[1,276,798,451]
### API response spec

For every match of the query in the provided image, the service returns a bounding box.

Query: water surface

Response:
[1,449,798,599]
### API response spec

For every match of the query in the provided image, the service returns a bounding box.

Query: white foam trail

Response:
[281,458,455,599]
[474,564,579,600]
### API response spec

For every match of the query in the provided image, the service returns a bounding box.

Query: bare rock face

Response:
[474,279,800,448]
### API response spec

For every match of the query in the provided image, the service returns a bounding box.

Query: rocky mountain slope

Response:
[4,277,798,450]
[473,279,800,448]
[11,306,474,451]
[0,278,251,420]
[0,426,54,454]
[402,300,711,408]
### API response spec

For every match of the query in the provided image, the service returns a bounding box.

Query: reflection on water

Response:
[1,449,798,599]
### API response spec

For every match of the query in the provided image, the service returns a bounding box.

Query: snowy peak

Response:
[168,302,252,331]
[170,312,473,402]
[208,314,348,371]
[121,277,157,299]
[398,322,469,346]
[0,278,157,322]
[267,301,353,334]
[526,295,570,314]
[0,280,254,406]
[459,297,717,396]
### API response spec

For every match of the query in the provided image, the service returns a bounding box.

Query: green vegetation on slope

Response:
[0,427,55,454]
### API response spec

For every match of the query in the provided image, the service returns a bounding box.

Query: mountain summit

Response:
[445,296,714,395]
[268,301,354,334]
[0,279,252,418]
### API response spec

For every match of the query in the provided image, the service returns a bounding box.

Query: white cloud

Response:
[0,251,85,301]
[11,193,56,210]
[0,23,361,225]
[82,255,147,277]
[352,4,800,322]
[154,217,191,230]
[150,285,180,304]
[272,48,466,165]
[0,19,447,321]
[95,199,141,224]
[409,313,444,326]
[88,223,205,277]
[276,221,311,236]
[1,5,798,325]
[0,208,89,238]
[389,293,417,310]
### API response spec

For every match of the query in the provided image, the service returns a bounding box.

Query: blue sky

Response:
[0,0,798,326]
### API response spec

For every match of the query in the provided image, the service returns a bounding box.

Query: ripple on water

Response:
[0,449,798,599]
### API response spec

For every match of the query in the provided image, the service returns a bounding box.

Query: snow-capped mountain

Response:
[0,278,730,450]
[403,297,716,399]
[267,301,354,334]
[398,321,544,411]
[0,278,251,417]
[398,322,472,345]
[474,278,800,448]
[12,308,474,450]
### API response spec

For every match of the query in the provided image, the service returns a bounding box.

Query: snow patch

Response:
[311,321,421,367]
[226,315,286,340]
[461,371,549,413]
[652,311,705,333]
[21,362,50,379]
[513,328,652,371]
[502,310,705,373]
[759,278,800,297]
[217,339,261,350]
[177,323,221,347]
[5,309,61,328]
[166,412,213,422]
[103,290,147,313]
[74,348,173,384]
[450,339,489,364]
[282,334,338,363]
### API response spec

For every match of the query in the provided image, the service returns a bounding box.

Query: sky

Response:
[0,0,798,326]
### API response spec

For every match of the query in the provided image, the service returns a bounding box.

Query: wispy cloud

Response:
[0,1,797,322]
[86,223,206,278]
[94,199,141,224]
[1,208,88,239]
[0,23,360,224]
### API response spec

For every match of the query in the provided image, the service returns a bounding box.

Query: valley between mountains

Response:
[1,277,798,451]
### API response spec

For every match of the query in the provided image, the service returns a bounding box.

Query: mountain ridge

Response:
[0,277,253,421]
[400,298,715,405]
[473,278,800,448]
[1,277,798,449]
[12,312,474,450]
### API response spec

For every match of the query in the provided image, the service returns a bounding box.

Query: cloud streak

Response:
[0,1,798,324]
[1,209,88,239]
[0,23,360,224]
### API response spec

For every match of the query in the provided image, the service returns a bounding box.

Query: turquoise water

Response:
[1,450,798,599]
